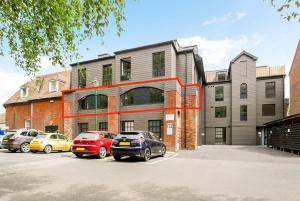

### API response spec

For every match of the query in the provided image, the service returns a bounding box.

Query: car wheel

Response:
[20,143,30,153]
[8,148,18,153]
[143,148,151,161]
[44,145,52,154]
[113,155,122,161]
[161,146,166,157]
[74,153,83,158]
[98,147,107,159]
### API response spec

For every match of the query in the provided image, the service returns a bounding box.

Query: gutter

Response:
[184,53,187,149]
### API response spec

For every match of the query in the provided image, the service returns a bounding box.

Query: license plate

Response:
[119,142,130,146]
[3,139,8,142]
[76,147,85,151]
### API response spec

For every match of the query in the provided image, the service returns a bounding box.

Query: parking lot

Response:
[1,145,300,201]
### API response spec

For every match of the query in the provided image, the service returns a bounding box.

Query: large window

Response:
[79,94,108,110]
[153,51,165,77]
[78,123,88,133]
[99,122,108,131]
[121,121,134,132]
[240,105,248,121]
[148,120,163,139]
[215,86,224,101]
[78,68,86,88]
[120,57,131,81]
[215,106,227,118]
[240,83,247,99]
[266,82,276,98]
[215,127,226,145]
[120,87,164,106]
[262,104,276,116]
[103,64,112,85]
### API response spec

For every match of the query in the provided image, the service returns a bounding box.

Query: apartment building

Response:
[4,71,70,134]
[64,40,206,151]
[205,51,285,145]
[290,40,300,115]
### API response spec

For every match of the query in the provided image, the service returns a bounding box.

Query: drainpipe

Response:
[184,53,187,149]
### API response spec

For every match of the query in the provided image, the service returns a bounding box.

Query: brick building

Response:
[64,40,206,151]
[4,71,70,135]
[289,39,300,115]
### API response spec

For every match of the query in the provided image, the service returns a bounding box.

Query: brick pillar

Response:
[108,96,119,133]
[164,91,182,152]
[63,102,74,139]
[184,95,197,150]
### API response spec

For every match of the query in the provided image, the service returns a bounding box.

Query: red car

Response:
[72,131,116,159]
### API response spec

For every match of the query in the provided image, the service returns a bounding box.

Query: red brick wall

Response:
[164,91,182,152]
[6,103,31,130]
[183,95,197,150]
[5,98,64,134]
[290,41,300,115]
[108,96,119,133]
[64,102,74,138]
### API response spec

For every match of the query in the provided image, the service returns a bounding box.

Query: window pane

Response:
[240,105,247,121]
[153,52,165,77]
[120,58,131,81]
[215,107,226,118]
[240,83,247,99]
[148,120,163,139]
[120,87,164,106]
[215,86,224,101]
[265,82,275,98]
[78,123,88,133]
[121,121,134,132]
[103,64,112,85]
[79,94,108,110]
[99,122,108,131]
[215,127,226,144]
[262,104,276,116]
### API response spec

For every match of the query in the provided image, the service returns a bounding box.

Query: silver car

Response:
[1,129,41,153]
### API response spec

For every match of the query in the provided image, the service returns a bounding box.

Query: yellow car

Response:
[30,133,72,154]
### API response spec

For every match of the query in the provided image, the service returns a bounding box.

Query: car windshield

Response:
[36,134,48,139]
[5,131,17,137]
[76,133,99,140]
[116,132,143,139]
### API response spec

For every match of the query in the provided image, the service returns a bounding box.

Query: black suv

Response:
[111,131,166,161]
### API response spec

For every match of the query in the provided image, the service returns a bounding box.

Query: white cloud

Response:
[201,12,248,26]
[0,68,29,112]
[178,34,266,69]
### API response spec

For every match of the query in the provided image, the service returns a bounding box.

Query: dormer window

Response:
[49,80,58,92]
[20,87,28,98]
[217,72,226,81]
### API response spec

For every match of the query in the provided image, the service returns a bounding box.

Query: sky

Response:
[0,0,299,112]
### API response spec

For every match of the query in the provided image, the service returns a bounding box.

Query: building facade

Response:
[64,40,206,151]
[204,51,285,145]
[4,71,70,135]
[289,40,300,115]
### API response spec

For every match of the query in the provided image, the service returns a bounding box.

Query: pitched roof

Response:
[230,50,258,64]
[205,65,285,83]
[4,71,71,106]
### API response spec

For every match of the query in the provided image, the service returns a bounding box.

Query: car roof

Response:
[82,131,116,134]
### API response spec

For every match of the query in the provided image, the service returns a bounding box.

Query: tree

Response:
[269,0,300,22]
[0,0,125,74]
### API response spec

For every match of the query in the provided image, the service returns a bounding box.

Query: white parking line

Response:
[147,153,178,165]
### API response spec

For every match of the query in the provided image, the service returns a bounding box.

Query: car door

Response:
[149,132,162,154]
[103,132,113,151]
[145,132,157,155]
[57,135,67,151]
[28,131,39,143]
[49,134,60,150]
